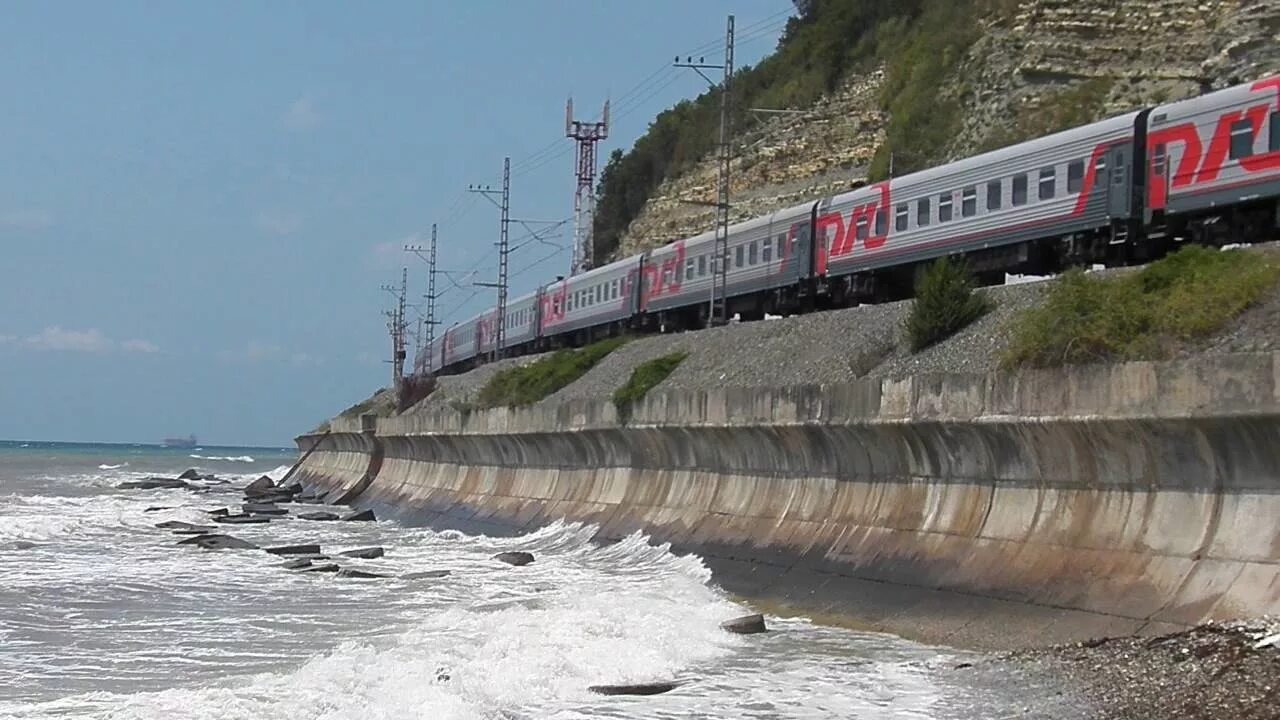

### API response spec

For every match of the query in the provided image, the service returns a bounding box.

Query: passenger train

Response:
[423,76,1280,375]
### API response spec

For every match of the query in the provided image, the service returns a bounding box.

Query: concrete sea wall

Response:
[294,353,1280,649]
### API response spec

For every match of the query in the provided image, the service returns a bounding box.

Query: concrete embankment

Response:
[294,352,1280,649]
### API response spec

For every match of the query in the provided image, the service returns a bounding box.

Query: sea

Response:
[0,440,1070,719]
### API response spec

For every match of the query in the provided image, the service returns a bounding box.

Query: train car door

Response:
[1107,144,1132,218]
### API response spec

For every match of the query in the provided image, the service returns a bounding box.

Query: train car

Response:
[1145,75,1280,242]
[815,110,1145,300]
[639,203,816,325]
[476,290,541,357]
[440,313,481,369]
[539,255,642,342]
[418,333,446,375]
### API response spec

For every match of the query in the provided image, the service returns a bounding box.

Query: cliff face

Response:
[611,0,1280,260]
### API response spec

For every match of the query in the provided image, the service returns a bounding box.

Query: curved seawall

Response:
[295,353,1280,649]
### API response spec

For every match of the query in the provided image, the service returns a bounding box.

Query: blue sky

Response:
[0,1,789,446]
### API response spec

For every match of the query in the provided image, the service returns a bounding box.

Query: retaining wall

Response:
[294,353,1280,649]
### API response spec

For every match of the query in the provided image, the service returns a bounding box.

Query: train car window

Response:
[1068,160,1085,192]
[674,262,683,283]
[939,193,953,222]
[1012,174,1028,206]
[1271,112,1280,152]
[748,240,758,265]
[961,187,977,217]
[874,208,887,235]
[895,203,909,231]
[685,258,695,280]
[986,180,1001,211]
[917,197,930,227]
[735,245,744,268]
[1039,167,1056,200]
[776,232,787,254]
[697,254,707,277]
[855,216,869,240]
[1230,118,1254,159]
[762,237,772,263]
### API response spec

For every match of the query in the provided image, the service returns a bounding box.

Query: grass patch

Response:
[613,352,688,410]
[1004,246,1280,367]
[475,337,629,408]
[906,256,991,352]
[338,388,395,418]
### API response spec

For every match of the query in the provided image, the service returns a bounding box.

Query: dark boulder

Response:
[302,563,340,573]
[177,534,258,550]
[281,558,312,570]
[402,570,452,580]
[264,544,322,556]
[213,514,271,525]
[337,568,389,579]
[118,478,191,491]
[242,475,275,497]
[340,509,376,522]
[290,553,329,561]
[206,507,231,518]
[338,546,384,559]
[12,541,37,551]
[156,520,207,531]
[493,551,535,567]
[589,681,680,696]
[144,506,175,513]
[242,503,288,516]
[177,469,202,481]
[719,614,767,635]
[298,511,339,521]
[156,521,217,535]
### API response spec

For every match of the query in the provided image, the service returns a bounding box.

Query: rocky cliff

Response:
[611,0,1280,260]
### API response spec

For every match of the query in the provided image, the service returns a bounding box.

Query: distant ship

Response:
[162,434,197,449]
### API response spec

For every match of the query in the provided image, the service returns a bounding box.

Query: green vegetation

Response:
[1004,247,1280,367]
[338,389,394,418]
[475,337,629,408]
[977,77,1115,153]
[906,256,990,352]
[613,352,688,410]
[595,0,1007,260]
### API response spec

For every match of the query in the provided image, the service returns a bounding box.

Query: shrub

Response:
[1004,246,1280,367]
[475,337,628,408]
[613,352,688,410]
[905,256,990,351]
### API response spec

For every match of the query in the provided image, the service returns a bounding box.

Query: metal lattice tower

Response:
[424,223,438,372]
[469,158,511,362]
[676,15,734,326]
[381,267,408,386]
[566,98,609,276]
[403,223,441,374]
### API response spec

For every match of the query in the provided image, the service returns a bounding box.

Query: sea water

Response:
[0,440,1071,719]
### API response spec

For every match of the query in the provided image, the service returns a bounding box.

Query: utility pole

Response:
[676,14,734,327]
[404,223,439,373]
[380,267,408,387]
[566,98,609,276]
[469,157,511,362]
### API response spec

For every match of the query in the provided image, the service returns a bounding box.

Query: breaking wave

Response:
[188,454,255,463]
[98,463,127,470]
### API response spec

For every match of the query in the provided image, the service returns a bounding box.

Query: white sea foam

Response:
[98,463,127,470]
[188,454,255,463]
[0,475,971,719]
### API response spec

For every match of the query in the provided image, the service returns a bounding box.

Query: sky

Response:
[0,1,790,446]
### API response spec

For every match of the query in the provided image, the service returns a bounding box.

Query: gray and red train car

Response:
[422,76,1280,374]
